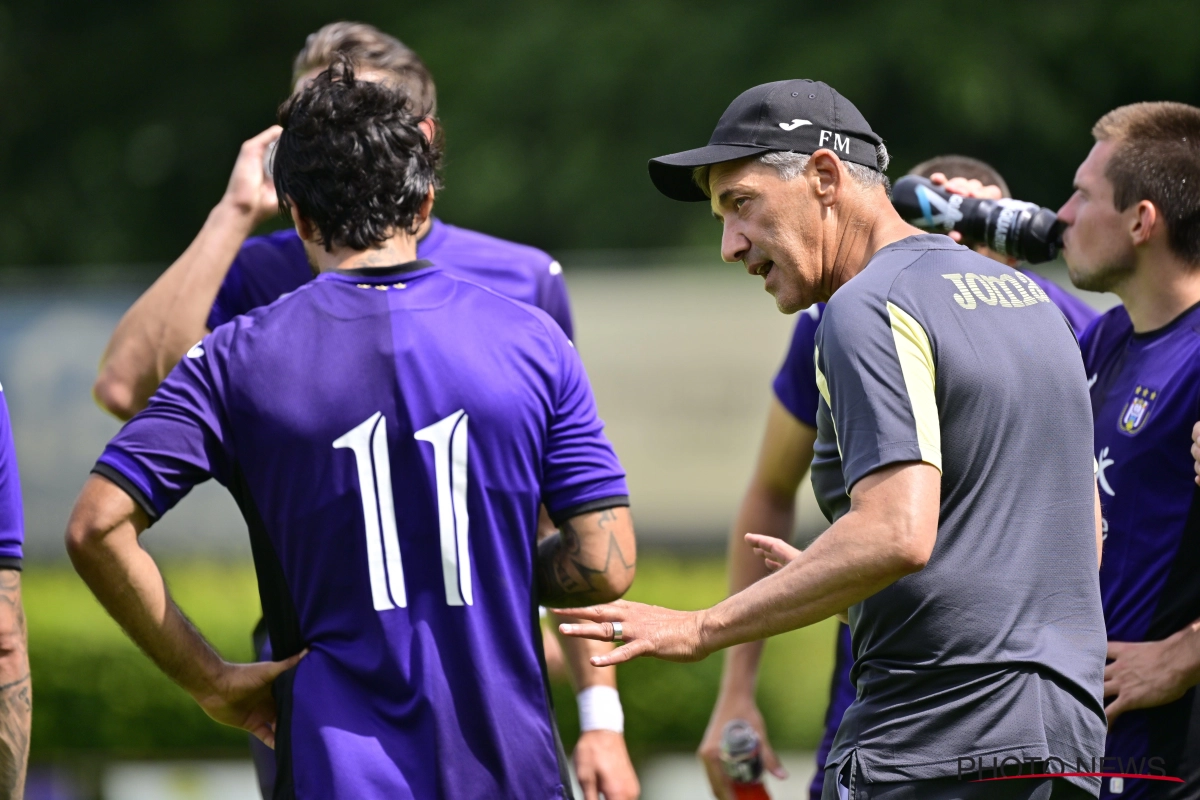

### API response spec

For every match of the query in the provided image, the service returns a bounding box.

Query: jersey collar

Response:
[324,259,438,282]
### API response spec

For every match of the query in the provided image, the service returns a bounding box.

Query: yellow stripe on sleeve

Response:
[886,302,942,473]
[813,345,843,459]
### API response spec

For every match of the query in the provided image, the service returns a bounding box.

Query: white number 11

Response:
[333,410,472,611]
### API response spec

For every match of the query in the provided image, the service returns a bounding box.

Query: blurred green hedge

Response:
[25,556,837,761]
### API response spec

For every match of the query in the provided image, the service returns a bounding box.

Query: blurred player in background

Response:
[697,154,1099,800]
[91,22,637,800]
[67,61,636,800]
[1062,102,1200,799]
[0,385,29,800]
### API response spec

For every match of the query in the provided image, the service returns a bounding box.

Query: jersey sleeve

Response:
[207,253,250,331]
[93,336,235,522]
[816,294,942,492]
[541,330,628,524]
[0,388,24,565]
[772,304,823,427]
[538,260,575,341]
[207,231,310,331]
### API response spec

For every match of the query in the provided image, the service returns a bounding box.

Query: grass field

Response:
[23,555,838,761]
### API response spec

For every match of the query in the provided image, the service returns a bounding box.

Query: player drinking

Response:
[698,155,1100,800]
[66,60,635,800]
[90,22,638,800]
[1062,102,1200,799]
[560,79,1107,799]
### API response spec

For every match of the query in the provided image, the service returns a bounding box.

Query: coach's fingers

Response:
[551,601,628,622]
[746,534,800,565]
[590,638,654,667]
[559,621,618,642]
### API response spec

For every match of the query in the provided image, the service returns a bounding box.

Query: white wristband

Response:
[577,686,624,733]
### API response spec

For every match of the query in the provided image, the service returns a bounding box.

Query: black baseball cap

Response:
[648,79,884,202]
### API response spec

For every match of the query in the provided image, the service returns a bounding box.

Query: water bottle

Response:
[719,720,771,800]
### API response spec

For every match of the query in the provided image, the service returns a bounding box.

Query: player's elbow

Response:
[64,512,109,567]
[92,372,138,421]
[593,563,636,603]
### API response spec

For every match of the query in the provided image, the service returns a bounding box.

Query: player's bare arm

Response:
[698,398,813,799]
[93,126,281,420]
[559,461,938,665]
[65,475,304,747]
[537,507,636,608]
[0,570,29,800]
[1104,617,1200,724]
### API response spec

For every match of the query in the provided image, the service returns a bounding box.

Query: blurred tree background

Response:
[3,0,1199,266]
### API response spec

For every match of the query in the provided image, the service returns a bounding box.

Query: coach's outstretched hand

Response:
[556,600,709,666]
[194,650,307,749]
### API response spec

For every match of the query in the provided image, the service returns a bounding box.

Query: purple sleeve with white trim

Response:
[94,334,233,520]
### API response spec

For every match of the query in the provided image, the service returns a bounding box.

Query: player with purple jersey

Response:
[1061,103,1200,799]
[206,219,572,339]
[67,63,636,800]
[91,22,637,800]
[0,385,31,794]
[698,155,1099,800]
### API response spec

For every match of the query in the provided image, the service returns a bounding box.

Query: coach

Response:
[560,80,1108,799]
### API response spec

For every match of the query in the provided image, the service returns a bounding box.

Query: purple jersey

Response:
[95,261,626,800]
[1024,270,1097,337]
[774,275,1099,800]
[0,385,23,566]
[1082,302,1200,799]
[208,220,574,340]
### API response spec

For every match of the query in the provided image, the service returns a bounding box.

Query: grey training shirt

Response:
[812,235,1106,791]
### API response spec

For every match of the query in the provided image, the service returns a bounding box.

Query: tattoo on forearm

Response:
[0,572,30,800]
[537,509,635,606]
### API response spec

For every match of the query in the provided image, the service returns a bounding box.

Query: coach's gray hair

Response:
[693,144,891,196]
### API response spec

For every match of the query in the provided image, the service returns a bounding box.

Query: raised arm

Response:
[0,570,28,800]
[93,127,281,420]
[65,475,303,746]
[537,506,636,609]
[559,461,939,664]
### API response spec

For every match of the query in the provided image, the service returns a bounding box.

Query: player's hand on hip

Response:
[744,533,801,574]
[698,693,785,800]
[573,730,640,800]
[556,600,708,665]
[1104,639,1188,725]
[194,649,307,748]
[219,125,283,229]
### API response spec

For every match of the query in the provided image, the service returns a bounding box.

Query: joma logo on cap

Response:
[818,130,851,153]
[778,119,812,131]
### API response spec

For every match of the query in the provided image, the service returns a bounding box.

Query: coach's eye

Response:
[735,197,749,211]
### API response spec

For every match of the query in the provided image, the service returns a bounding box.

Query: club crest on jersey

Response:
[1118,385,1157,435]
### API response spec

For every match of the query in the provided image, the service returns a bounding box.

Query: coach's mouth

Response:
[746,260,773,278]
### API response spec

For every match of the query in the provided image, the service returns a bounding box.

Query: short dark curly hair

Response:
[273,56,442,252]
